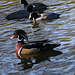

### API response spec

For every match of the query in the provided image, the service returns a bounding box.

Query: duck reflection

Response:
[19,50,62,70]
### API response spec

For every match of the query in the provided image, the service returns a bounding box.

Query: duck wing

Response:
[41,43,61,51]
[40,13,50,17]
[46,13,61,20]
[19,39,61,58]
[6,10,30,20]
[23,39,52,49]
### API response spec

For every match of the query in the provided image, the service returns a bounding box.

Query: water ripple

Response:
[0,0,75,75]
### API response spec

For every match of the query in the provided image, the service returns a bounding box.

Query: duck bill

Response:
[10,35,15,39]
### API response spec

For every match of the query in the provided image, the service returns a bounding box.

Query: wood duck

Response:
[6,0,47,20]
[10,30,61,59]
[29,12,61,24]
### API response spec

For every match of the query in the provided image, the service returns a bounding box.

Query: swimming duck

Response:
[10,30,61,59]
[29,12,61,24]
[21,0,47,11]
[6,0,47,20]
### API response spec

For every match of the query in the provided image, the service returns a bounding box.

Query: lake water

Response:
[0,0,75,75]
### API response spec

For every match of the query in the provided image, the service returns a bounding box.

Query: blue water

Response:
[0,0,75,75]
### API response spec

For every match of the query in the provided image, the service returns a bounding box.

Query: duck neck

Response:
[24,1,28,8]
[33,18,36,24]
[21,0,28,8]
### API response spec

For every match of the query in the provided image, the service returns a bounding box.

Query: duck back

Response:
[6,10,30,20]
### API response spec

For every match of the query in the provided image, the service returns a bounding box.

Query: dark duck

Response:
[29,12,61,24]
[6,0,47,20]
[10,30,61,59]
[21,0,47,11]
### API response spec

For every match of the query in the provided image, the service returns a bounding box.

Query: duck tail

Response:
[42,43,61,51]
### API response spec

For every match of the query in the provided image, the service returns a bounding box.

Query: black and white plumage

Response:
[6,0,47,20]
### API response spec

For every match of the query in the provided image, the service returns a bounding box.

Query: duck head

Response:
[29,12,39,20]
[21,0,36,10]
[27,4,37,13]
[29,12,40,24]
[10,30,28,41]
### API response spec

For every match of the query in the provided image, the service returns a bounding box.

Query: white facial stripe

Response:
[20,34,25,38]
[18,35,23,41]
[18,35,19,39]
[20,34,28,41]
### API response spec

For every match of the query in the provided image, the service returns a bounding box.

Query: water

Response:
[0,0,75,75]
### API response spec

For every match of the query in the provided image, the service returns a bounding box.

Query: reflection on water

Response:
[0,0,75,75]
[17,50,62,70]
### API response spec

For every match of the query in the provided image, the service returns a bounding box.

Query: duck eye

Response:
[14,33,18,37]
[15,33,18,35]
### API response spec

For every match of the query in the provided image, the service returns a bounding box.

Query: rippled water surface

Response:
[0,0,75,75]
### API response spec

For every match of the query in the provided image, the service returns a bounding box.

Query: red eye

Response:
[16,33,18,35]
